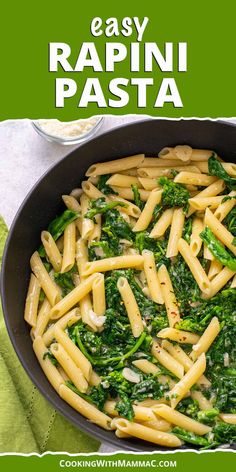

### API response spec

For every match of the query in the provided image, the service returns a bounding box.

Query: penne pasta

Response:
[132,189,162,232]
[158,264,181,327]
[177,238,211,295]
[110,186,150,201]
[41,231,62,272]
[157,327,200,344]
[61,222,76,273]
[154,404,212,435]
[142,250,164,304]
[86,154,145,176]
[33,336,64,393]
[166,208,185,258]
[117,277,144,337]
[190,217,204,256]
[59,384,112,430]
[106,174,142,188]
[168,353,207,408]
[112,418,181,447]
[82,255,144,277]
[30,251,61,306]
[174,172,217,186]
[149,208,174,239]
[24,273,41,327]
[190,317,220,361]
[42,308,80,346]
[214,191,236,221]
[208,259,223,281]
[137,166,200,178]
[49,273,100,320]
[51,342,88,393]
[92,273,106,316]
[151,340,184,379]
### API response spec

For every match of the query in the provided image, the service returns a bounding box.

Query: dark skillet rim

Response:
[1,118,236,452]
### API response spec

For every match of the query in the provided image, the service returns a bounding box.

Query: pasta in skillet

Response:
[25,148,236,448]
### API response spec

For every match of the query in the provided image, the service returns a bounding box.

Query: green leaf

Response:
[208,155,236,190]
[200,226,236,271]
[85,197,127,220]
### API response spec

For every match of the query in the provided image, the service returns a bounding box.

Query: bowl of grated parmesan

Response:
[32,116,104,145]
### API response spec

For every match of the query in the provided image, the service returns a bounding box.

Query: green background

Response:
[0,451,236,471]
[1,0,236,120]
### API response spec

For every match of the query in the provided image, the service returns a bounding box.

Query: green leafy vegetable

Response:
[97,174,117,195]
[172,427,210,447]
[86,197,127,220]
[208,155,236,190]
[212,422,236,444]
[200,227,236,271]
[224,207,236,236]
[38,210,78,257]
[54,265,76,296]
[159,177,190,212]
[43,351,58,366]
[131,184,144,210]
[197,409,219,425]
[88,241,114,260]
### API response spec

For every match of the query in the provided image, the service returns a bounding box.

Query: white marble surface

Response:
[1,116,236,454]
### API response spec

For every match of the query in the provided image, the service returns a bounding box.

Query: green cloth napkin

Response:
[0,216,100,453]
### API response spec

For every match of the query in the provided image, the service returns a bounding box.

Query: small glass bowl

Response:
[32,117,104,145]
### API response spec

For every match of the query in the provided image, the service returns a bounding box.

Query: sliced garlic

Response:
[94,247,105,258]
[88,309,106,328]
[223,352,229,367]
[122,367,141,384]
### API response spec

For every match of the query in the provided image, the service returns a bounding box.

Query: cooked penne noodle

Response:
[141,157,190,167]
[88,214,101,241]
[208,259,223,281]
[154,404,212,435]
[132,189,162,232]
[76,238,88,279]
[80,294,97,331]
[117,277,144,337]
[62,194,81,212]
[157,327,200,344]
[86,154,145,177]
[61,222,76,273]
[110,186,150,201]
[112,418,181,447]
[220,414,236,424]
[158,264,181,327]
[109,194,141,218]
[82,255,144,277]
[80,193,94,240]
[174,145,192,162]
[190,217,204,256]
[149,208,174,239]
[81,181,105,200]
[214,191,236,221]
[24,273,41,327]
[162,340,211,388]
[141,419,171,432]
[89,370,101,387]
[54,326,92,381]
[187,179,225,217]
[190,149,214,161]
[41,231,62,272]
[205,266,235,298]
[106,174,142,188]
[166,208,185,258]
[59,384,112,430]
[137,166,200,178]
[204,208,236,256]
[138,177,160,190]
[190,317,220,361]
[203,243,215,261]
[177,238,211,295]
[42,308,80,346]
[33,297,51,338]
[51,342,88,393]
[30,251,61,306]
[92,273,106,315]
[168,353,207,408]
[142,250,164,304]
[191,391,213,410]
[33,336,64,393]
[49,273,100,319]
[189,196,225,211]
[151,341,184,379]
[174,172,217,186]
[230,274,236,288]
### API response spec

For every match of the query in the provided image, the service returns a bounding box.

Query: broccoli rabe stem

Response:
[75,327,147,366]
